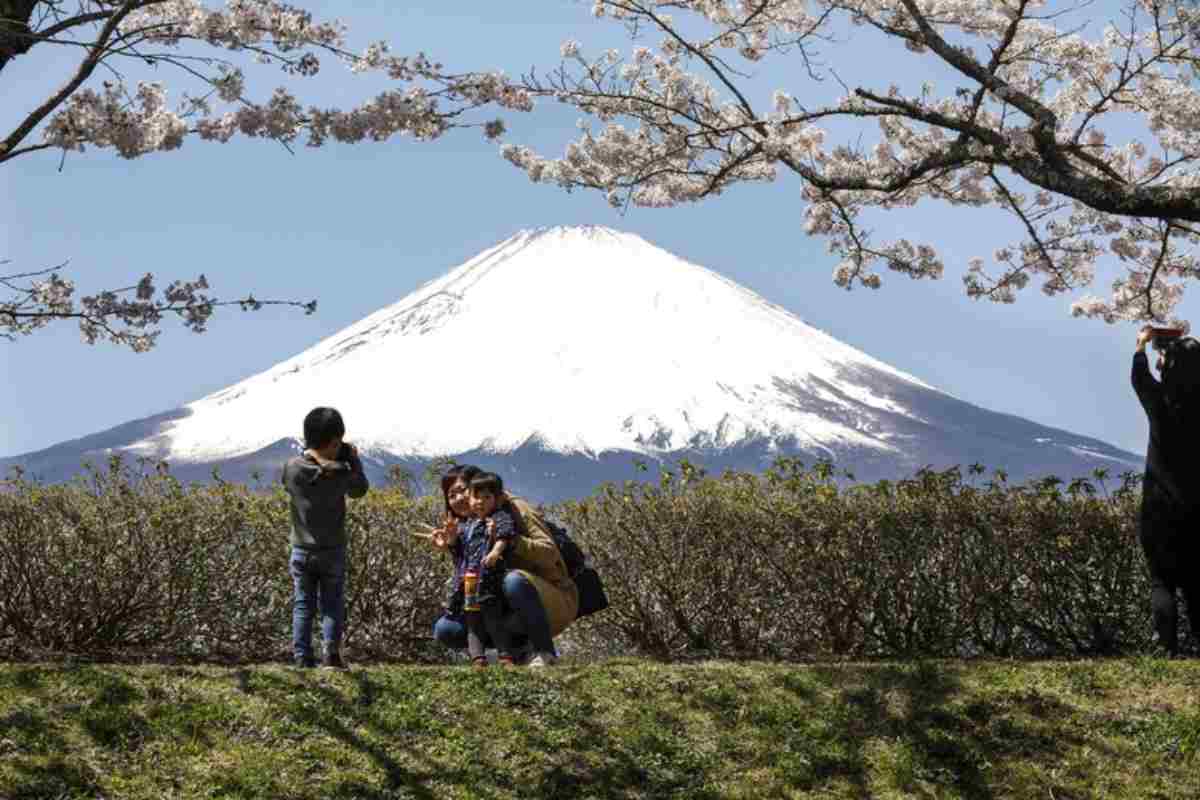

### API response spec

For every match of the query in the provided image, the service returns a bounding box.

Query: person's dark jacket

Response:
[1132,349,1200,525]
[281,444,369,550]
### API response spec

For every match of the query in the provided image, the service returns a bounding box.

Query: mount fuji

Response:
[3,225,1141,501]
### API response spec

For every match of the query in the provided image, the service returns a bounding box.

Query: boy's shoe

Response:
[472,657,489,669]
[497,655,516,668]
[321,651,347,670]
[528,651,557,669]
[293,655,317,669]
[509,641,535,666]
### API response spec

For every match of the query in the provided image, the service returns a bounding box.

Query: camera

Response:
[1149,327,1185,340]
[1149,327,1185,352]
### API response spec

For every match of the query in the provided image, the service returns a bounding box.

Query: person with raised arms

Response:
[1132,326,1200,655]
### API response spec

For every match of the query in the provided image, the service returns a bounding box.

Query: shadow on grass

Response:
[5,760,104,800]
[0,660,1145,800]
[0,706,70,757]
[773,661,1103,799]
[2,666,143,799]
[245,666,733,800]
[245,669,450,800]
[75,668,150,750]
[507,661,1110,800]
[478,665,737,799]
[0,666,46,692]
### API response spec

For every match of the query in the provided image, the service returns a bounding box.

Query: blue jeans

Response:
[290,546,346,659]
[433,571,555,653]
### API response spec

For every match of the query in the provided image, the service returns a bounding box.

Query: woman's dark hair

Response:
[302,407,345,449]
[440,464,481,518]
[1162,337,1200,421]
[469,472,504,496]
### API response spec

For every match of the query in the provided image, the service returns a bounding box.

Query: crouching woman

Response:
[429,465,578,667]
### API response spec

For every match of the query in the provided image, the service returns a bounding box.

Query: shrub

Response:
[0,455,1178,662]
[0,457,448,663]
[556,460,1168,661]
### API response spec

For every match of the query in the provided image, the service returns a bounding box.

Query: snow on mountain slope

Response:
[142,225,950,463]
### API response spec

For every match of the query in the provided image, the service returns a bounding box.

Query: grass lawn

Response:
[1,657,1198,799]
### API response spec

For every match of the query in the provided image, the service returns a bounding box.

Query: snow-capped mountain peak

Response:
[150,224,941,462]
[11,224,1138,500]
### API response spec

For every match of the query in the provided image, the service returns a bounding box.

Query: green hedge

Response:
[0,456,1178,662]
[0,458,447,663]
[556,459,1160,660]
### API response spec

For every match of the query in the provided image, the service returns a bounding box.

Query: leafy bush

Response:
[0,455,1178,662]
[556,459,1165,661]
[0,457,447,663]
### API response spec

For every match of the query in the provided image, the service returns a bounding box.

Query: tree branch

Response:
[1142,223,1172,318]
[0,0,145,160]
[894,0,1057,130]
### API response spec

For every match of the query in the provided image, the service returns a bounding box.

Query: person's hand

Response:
[1137,326,1155,352]
[303,449,334,477]
[323,442,357,472]
[304,448,340,470]
[434,514,459,547]
[483,548,502,568]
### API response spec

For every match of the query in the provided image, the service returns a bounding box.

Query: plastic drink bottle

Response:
[463,569,480,612]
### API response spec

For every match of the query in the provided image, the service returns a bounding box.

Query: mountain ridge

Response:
[2,225,1142,501]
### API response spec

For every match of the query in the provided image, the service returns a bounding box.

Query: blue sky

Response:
[0,0,1180,463]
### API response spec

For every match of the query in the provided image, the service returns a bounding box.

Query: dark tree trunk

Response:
[0,1,39,76]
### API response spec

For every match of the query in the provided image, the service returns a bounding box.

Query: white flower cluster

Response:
[1,262,316,352]
[20,1,533,163]
[118,0,345,51]
[4,2,538,348]
[508,0,1200,322]
[45,82,189,158]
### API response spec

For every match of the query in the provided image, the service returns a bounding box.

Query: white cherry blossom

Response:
[1,1,531,349]
[513,0,1200,324]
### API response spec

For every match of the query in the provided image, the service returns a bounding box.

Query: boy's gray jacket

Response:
[282,450,369,550]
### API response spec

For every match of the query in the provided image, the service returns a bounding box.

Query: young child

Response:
[281,407,369,669]
[453,472,519,667]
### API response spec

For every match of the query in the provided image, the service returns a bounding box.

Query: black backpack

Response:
[545,519,585,575]
[545,519,609,619]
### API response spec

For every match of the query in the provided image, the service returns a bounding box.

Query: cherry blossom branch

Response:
[894,0,1055,130]
[982,169,1085,297]
[621,1,761,125]
[0,260,317,351]
[35,8,115,42]
[511,0,1200,322]
[0,2,539,350]
[0,7,116,63]
[0,141,54,159]
[1143,222,1173,318]
[2,2,533,165]
[0,0,142,158]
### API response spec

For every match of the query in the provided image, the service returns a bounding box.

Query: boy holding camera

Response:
[282,407,369,669]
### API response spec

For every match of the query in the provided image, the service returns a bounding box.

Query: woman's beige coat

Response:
[505,496,579,637]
